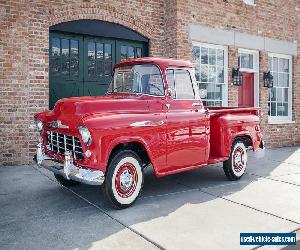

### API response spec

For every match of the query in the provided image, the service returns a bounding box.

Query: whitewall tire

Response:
[104,150,144,209]
[223,140,248,181]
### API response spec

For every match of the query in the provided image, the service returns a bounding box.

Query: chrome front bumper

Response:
[35,142,105,186]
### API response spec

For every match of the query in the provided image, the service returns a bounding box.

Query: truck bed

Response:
[206,106,261,162]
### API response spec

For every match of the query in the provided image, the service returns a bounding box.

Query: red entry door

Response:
[238,72,254,107]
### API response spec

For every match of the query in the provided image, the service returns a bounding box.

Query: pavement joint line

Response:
[260,172,300,178]
[212,164,300,188]
[32,165,165,250]
[245,172,300,188]
[0,205,91,227]
[174,180,300,226]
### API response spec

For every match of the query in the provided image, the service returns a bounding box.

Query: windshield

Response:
[108,64,164,96]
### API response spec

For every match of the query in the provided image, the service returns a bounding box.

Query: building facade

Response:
[0,0,299,165]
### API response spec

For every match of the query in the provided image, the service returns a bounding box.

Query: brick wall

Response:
[174,0,300,147]
[0,0,165,165]
[0,0,299,165]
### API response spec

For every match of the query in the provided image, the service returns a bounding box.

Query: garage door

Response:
[49,32,148,109]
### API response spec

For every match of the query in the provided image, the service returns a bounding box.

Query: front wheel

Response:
[223,140,248,181]
[104,150,144,209]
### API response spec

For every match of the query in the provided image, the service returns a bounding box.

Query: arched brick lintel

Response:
[47,3,154,42]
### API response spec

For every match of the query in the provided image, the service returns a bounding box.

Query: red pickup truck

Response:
[34,57,264,208]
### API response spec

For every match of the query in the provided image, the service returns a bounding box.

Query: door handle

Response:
[192,102,201,107]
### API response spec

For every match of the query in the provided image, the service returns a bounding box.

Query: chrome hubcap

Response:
[120,169,133,190]
[232,145,247,176]
[235,151,242,165]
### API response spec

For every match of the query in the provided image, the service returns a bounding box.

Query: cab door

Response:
[163,69,209,173]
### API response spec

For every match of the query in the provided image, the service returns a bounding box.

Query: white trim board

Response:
[189,24,297,56]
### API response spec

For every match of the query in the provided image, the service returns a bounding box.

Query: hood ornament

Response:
[47,120,69,129]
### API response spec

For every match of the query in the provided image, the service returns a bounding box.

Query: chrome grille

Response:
[46,131,84,160]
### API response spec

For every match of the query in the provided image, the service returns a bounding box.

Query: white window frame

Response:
[238,48,260,107]
[268,53,293,124]
[192,42,228,106]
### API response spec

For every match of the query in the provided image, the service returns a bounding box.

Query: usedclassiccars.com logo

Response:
[240,233,296,245]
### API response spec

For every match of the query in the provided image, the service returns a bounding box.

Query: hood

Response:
[53,94,150,117]
[38,94,151,131]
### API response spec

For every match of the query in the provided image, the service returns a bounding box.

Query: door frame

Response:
[238,48,259,107]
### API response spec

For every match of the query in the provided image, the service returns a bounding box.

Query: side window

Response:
[174,69,195,99]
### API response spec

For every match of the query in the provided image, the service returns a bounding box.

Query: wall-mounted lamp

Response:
[263,71,273,88]
[232,67,243,86]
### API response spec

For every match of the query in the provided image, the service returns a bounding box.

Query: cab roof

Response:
[114,57,193,69]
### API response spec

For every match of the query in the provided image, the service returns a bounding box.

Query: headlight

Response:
[79,126,92,146]
[34,118,43,132]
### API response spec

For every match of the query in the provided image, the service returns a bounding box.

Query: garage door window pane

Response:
[105,44,112,60]
[88,42,95,78]
[136,47,142,58]
[51,57,60,75]
[128,46,134,59]
[121,46,127,60]
[70,58,78,77]
[52,38,60,56]
[96,43,103,59]
[62,39,69,56]
[70,40,78,56]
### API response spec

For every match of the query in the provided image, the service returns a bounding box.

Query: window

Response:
[50,37,80,79]
[268,54,292,123]
[192,43,228,106]
[109,64,164,96]
[166,69,195,99]
[87,41,112,79]
[121,45,142,60]
[238,53,254,69]
[243,0,256,5]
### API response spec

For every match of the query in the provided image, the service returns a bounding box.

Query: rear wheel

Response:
[104,150,144,209]
[54,173,81,187]
[223,140,248,181]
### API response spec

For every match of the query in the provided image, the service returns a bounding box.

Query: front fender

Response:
[100,136,157,174]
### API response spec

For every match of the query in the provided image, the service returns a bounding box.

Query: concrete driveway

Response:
[1,147,300,250]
